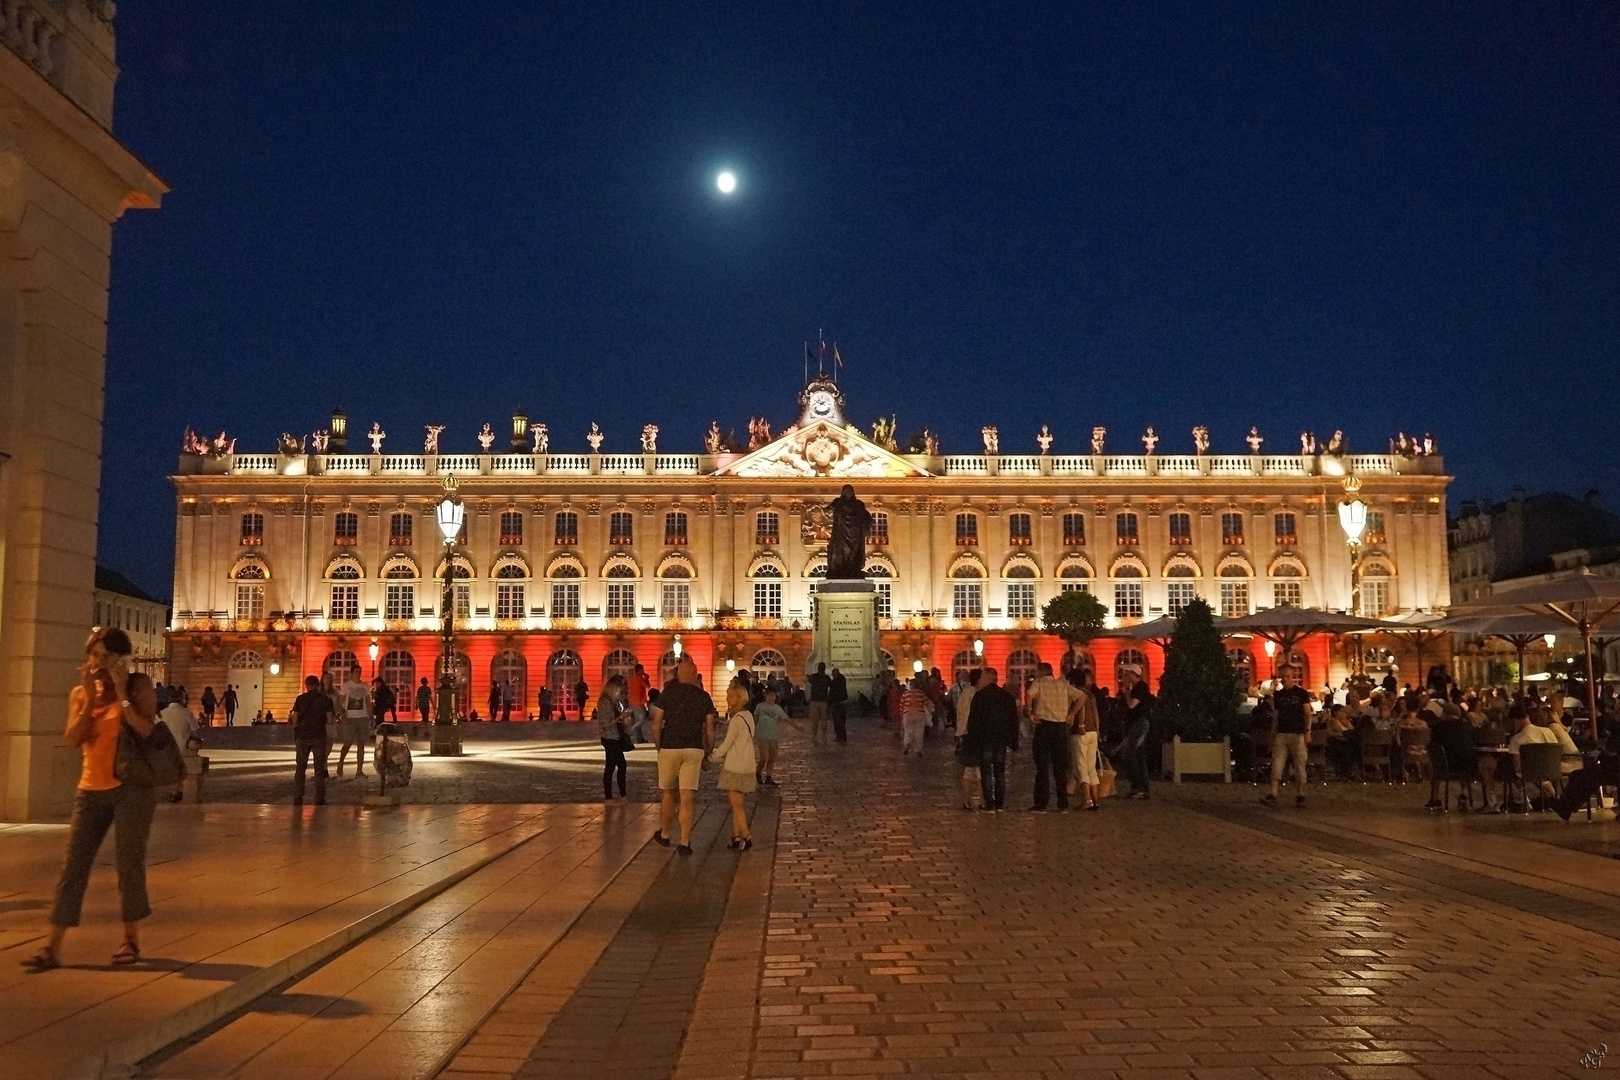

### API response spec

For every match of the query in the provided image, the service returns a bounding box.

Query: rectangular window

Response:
[1008,513,1032,546]
[496,582,526,620]
[955,514,978,546]
[1113,582,1143,618]
[868,512,889,546]
[756,511,779,546]
[235,583,265,621]
[1365,511,1386,545]
[389,512,413,547]
[1221,512,1245,545]
[1007,582,1036,619]
[329,584,359,621]
[1166,581,1197,617]
[1273,581,1302,608]
[240,512,264,546]
[333,511,358,546]
[551,582,581,619]
[385,583,415,620]
[753,581,783,620]
[1060,579,1090,594]
[554,511,578,546]
[661,582,691,619]
[1168,512,1192,546]
[952,582,983,619]
[1115,512,1139,546]
[607,582,636,619]
[1219,581,1250,618]
[609,511,634,546]
[455,583,471,619]
[499,511,524,546]
[1360,579,1389,618]
[874,581,892,620]
[1062,513,1086,546]
[665,511,688,546]
[1274,512,1297,546]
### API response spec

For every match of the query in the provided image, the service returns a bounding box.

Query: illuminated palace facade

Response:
[166,380,1453,721]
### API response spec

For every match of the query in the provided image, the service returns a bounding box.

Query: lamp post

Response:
[1337,477,1368,676]
[973,637,984,658]
[368,639,379,679]
[432,477,465,756]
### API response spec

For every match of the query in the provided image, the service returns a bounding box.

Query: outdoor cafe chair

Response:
[1515,742,1565,815]
[1430,745,1482,813]
[1397,727,1431,784]
[1361,730,1393,784]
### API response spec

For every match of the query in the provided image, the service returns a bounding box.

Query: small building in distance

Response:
[93,566,169,683]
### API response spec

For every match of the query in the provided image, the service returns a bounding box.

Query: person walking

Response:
[24,630,160,971]
[371,675,396,730]
[1067,668,1103,810]
[1261,664,1312,808]
[712,678,758,849]
[336,670,372,778]
[487,681,501,722]
[900,676,933,754]
[1027,662,1082,811]
[650,656,718,855]
[158,693,200,804]
[1114,665,1154,799]
[954,668,983,810]
[573,677,589,722]
[966,667,1019,811]
[752,684,791,786]
[501,678,516,722]
[290,674,335,805]
[627,663,652,742]
[200,685,217,726]
[829,667,849,743]
[806,663,832,745]
[596,677,630,800]
[539,684,553,722]
[221,683,238,727]
[415,676,433,721]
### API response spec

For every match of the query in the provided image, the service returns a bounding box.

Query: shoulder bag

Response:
[115,719,186,788]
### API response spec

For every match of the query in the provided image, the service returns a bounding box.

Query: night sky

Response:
[101,3,1618,599]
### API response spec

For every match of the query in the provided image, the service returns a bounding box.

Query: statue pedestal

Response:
[807,581,884,702]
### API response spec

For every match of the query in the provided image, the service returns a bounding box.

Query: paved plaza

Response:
[4,717,1620,1078]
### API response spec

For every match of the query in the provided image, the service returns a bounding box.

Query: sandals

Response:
[729,836,753,851]
[20,947,59,973]
[111,940,141,966]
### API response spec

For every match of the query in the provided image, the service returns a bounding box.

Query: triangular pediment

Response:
[717,421,930,479]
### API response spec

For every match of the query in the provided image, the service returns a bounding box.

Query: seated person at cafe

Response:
[1506,702,1560,806]
[1324,703,1359,780]
[1426,705,1479,811]
[1553,716,1620,822]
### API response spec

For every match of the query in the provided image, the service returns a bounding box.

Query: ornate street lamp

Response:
[672,635,683,659]
[973,637,984,657]
[433,477,465,755]
[1337,477,1369,675]
[368,638,379,679]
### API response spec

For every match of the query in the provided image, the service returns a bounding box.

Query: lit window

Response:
[551,581,581,619]
[753,581,783,620]
[333,511,358,546]
[1116,512,1138,546]
[1113,582,1143,619]
[1221,512,1245,546]
[329,562,360,580]
[1062,513,1086,546]
[607,581,636,619]
[952,582,983,619]
[955,514,978,546]
[874,581,892,620]
[389,511,413,547]
[1274,581,1302,608]
[1274,512,1297,547]
[661,582,691,619]
[499,511,524,546]
[868,512,889,546]
[240,512,264,546]
[1167,581,1196,617]
[1007,582,1036,619]
[609,511,634,546]
[1168,512,1192,546]
[235,583,265,621]
[455,583,471,619]
[1219,581,1250,618]
[665,511,688,546]
[495,564,527,620]
[329,585,358,620]
[554,511,578,546]
[756,512,779,546]
[1365,511,1386,545]
[385,583,415,620]
[1007,513,1032,547]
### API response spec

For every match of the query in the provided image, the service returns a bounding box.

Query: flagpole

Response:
[803,341,808,386]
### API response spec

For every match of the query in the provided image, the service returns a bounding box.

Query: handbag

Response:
[616,727,636,752]
[115,720,185,787]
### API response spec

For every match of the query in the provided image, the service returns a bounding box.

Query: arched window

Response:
[606,563,637,621]
[438,651,471,715]
[1217,560,1252,618]
[232,559,267,621]
[495,561,528,621]
[1059,649,1094,680]
[326,558,362,580]
[381,651,415,710]
[604,648,637,684]
[1007,649,1040,701]
[751,650,787,681]
[383,560,417,621]
[549,560,582,620]
[1059,559,1092,594]
[951,559,984,620]
[658,649,681,686]
[548,650,584,719]
[866,562,893,621]
[952,649,979,685]
[385,563,417,579]
[1111,560,1145,619]
[752,561,784,621]
[1270,556,1305,608]
[1116,648,1149,687]
[1227,647,1254,689]
[228,649,264,670]
[659,561,691,620]
[491,650,526,715]
[324,650,358,686]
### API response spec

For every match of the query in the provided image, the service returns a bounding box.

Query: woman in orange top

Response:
[23,628,160,972]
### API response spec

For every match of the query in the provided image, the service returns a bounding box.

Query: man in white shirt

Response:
[1026,662,1084,811]
[158,699,200,803]
[337,674,372,778]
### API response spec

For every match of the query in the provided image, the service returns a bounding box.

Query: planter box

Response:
[1162,736,1231,783]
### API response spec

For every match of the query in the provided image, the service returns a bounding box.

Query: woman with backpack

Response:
[24,630,171,971]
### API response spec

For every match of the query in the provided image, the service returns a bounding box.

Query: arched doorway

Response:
[604,648,637,686]
[380,651,415,719]
[1059,649,1094,681]
[228,649,264,725]
[323,650,359,688]
[1227,647,1254,690]
[1007,649,1040,703]
[951,649,978,685]
[492,650,527,719]
[437,650,471,717]
[657,649,680,688]
[549,649,584,720]
[751,649,787,682]
[1115,648,1149,688]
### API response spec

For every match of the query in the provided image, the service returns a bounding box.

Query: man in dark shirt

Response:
[829,668,849,743]
[1262,664,1313,808]
[1112,666,1156,799]
[290,675,336,806]
[966,667,1019,811]
[807,663,833,745]
[415,677,433,721]
[1426,709,1478,811]
[650,656,718,855]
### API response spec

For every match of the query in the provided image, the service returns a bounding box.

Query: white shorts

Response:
[656,747,705,791]
[1073,731,1099,786]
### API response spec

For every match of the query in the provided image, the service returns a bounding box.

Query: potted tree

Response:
[1154,599,1240,782]
[1040,588,1108,676]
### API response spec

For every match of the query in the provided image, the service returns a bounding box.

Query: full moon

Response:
[716,171,737,194]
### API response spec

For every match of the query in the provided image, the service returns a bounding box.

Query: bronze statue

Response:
[826,484,872,580]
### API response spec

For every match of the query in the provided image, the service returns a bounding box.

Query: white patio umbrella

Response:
[1450,569,1620,740]
[1219,607,1398,673]
[1429,611,1570,696]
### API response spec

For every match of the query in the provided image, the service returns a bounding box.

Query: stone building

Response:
[0,4,165,819]
[93,565,168,682]
[167,379,1453,721]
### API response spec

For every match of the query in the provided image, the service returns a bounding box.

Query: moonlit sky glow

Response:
[716,171,737,194]
[97,4,1618,597]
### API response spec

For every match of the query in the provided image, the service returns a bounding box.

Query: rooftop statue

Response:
[871,415,899,451]
[1036,425,1053,454]
[747,416,772,450]
[1142,427,1159,455]
[368,423,386,453]
[530,422,548,454]
[1246,427,1263,453]
[311,429,330,453]
[587,423,604,453]
[981,425,998,455]
[1090,426,1106,455]
[1421,432,1436,456]
[277,432,305,456]
[703,421,724,454]
[477,424,496,452]
[826,484,873,580]
[1324,429,1347,457]
[1192,425,1210,455]
[641,424,659,453]
[1300,430,1317,455]
[424,424,445,454]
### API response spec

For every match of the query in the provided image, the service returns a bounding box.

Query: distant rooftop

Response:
[95,565,163,605]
